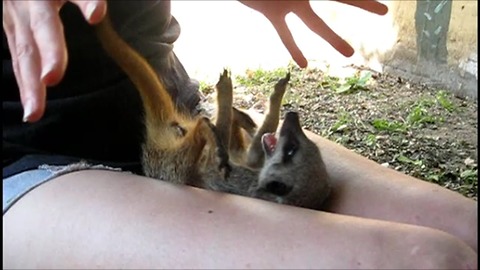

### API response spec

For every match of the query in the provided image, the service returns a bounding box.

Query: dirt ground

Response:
[200,65,478,200]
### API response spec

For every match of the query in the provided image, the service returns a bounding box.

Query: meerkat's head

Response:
[251,111,331,210]
[141,116,214,187]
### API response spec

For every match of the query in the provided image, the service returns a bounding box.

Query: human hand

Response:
[3,0,107,122]
[238,0,388,68]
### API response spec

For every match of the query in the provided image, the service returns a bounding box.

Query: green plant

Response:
[404,96,444,126]
[364,134,377,147]
[460,169,477,184]
[396,154,424,167]
[318,74,340,90]
[199,81,214,95]
[436,90,456,112]
[330,112,353,133]
[235,67,289,87]
[371,119,407,133]
[335,71,372,94]
[407,105,437,125]
[425,172,441,182]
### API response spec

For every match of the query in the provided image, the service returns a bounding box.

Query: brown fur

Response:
[94,11,331,210]
[94,13,219,187]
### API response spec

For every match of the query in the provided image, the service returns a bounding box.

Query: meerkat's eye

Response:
[171,122,187,137]
[282,139,298,163]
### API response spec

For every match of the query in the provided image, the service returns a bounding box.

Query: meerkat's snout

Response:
[263,180,293,196]
[254,111,305,198]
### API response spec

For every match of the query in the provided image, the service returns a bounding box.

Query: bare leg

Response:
[306,130,478,252]
[3,170,477,269]
[246,109,477,252]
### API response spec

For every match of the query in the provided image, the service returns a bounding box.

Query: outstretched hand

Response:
[3,0,107,122]
[238,0,388,68]
[4,0,387,123]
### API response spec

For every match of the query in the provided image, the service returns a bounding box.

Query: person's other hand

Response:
[3,0,107,122]
[238,0,388,68]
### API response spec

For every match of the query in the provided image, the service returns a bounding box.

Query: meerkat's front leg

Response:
[214,69,234,153]
[246,73,290,169]
[213,69,234,178]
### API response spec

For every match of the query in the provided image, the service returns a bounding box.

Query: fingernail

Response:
[345,47,355,57]
[41,63,56,86]
[297,57,308,69]
[86,2,97,22]
[22,99,34,123]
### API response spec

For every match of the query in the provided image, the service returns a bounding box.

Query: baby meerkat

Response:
[206,71,331,210]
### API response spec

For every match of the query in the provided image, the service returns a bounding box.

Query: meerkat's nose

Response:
[264,180,293,197]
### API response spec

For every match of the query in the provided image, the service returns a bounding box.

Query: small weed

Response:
[436,90,456,112]
[235,67,289,87]
[364,134,377,147]
[199,81,214,95]
[425,173,441,182]
[396,154,424,167]
[319,70,372,94]
[407,105,437,125]
[405,96,441,126]
[330,112,353,133]
[417,97,436,108]
[371,119,407,133]
[460,169,477,184]
[335,71,372,94]
[318,75,340,90]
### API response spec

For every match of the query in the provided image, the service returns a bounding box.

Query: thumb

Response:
[71,0,107,25]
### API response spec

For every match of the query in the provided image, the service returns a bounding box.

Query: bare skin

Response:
[3,169,477,269]
[306,131,478,252]
[238,0,388,66]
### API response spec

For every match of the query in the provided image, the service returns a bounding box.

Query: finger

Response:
[29,1,67,86]
[71,0,107,24]
[3,7,25,94]
[268,16,308,68]
[5,27,25,98]
[295,4,354,57]
[14,22,46,122]
[335,0,388,15]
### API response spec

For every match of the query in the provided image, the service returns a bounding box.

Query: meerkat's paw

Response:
[215,68,233,100]
[270,72,291,102]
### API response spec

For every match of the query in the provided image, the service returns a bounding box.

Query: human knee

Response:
[409,229,477,269]
[459,203,477,252]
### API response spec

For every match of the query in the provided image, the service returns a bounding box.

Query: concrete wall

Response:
[172,1,477,98]
[382,0,477,98]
